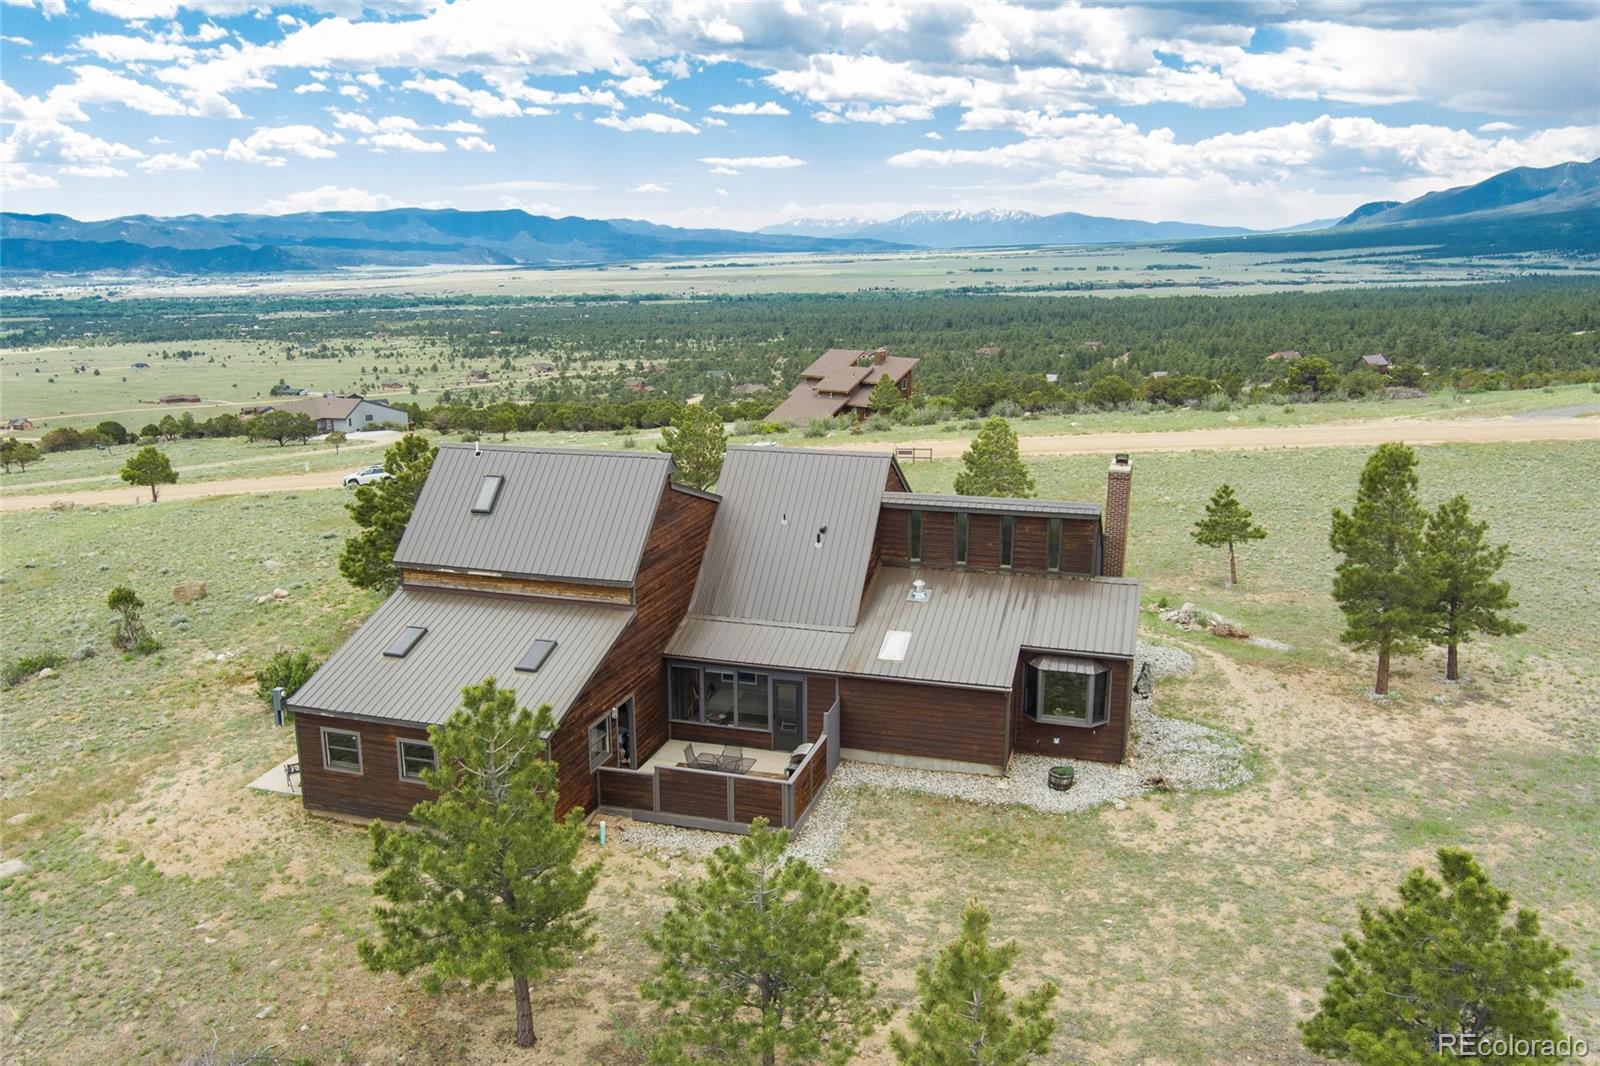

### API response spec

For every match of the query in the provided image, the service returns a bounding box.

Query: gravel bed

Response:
[612,643,1245,865]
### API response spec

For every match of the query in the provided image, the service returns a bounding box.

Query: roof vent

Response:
[814,524,828,548]
[907,579,930,603]
[474,440,482,457]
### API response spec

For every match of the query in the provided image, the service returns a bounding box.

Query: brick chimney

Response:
[870,346,888,365]
[1102,453,1133,577]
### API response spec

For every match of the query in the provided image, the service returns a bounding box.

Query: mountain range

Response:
[2,158,1595,276]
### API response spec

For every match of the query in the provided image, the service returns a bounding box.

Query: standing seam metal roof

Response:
[686,446,892,628]
[286,587,632,726]
[393,444,672,584]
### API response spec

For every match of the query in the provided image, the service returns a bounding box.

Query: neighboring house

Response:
[269,382,303,396]
[730,382,768,396]
[380,380,403,390]
[625,378,654,394]
[290,444,1139,835]
[466,370,491,383]
[6,417,34,431]
[766,348,918,425]
[267,395,410,433]
[159,394,201,404]
[1147,371,1169,380]
[976,345,1002,357]
[530,361,557,376]
[1267,350,1302,362]
[1360,353,1391,372]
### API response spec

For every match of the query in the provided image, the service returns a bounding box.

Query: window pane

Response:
[1047,519,1062,571]
[470,475,504,514]
[1092,670,1111,724]
[383,625,427,658]
[1001,516,1014,567]
[704,671,736,726]
[399,740,436,781]
[588,719,610,764]
[737,672,770,729]
[1039,670,1091,722]
[909,509,923,561]
[324,730,361,770]
[670,666,701,721]
[955,512,969,564]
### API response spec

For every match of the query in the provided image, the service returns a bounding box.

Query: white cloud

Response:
[461,179,595,192]
[338,84,367,101]
[714,186,728,196]
[368,130,445,153]
[294,81,328,94]
[355,71,383,89]
[223,124,342,166]
[633,182,668,192]
[3,0,66,15]
[438,119,483,133]
[137,147,214,171]
[1479,121,1520,132]
[1,161,60,189]
[594,112,698,134]
[708,100,789,116]
[700,154,806,169]
[2,35,33,46]
[454,135,495,152]
[330,111,420,135]
[924,130,942,140]
[402,75,520,118]
[60,163,128,177]
[708,165,737,175]
[701,116,727,127]
[76,33,193,63]
[614,74,664,96]
[259,184,427,214]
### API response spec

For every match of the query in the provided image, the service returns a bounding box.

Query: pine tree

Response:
[657,402,726,491]
[890,900,1059,1066]
[1330,444,1429,695]
[954,418,1035,498]
[359,679,599,1049]
[119,445,178,501]
[643,820,887,1065]
[870,372,904,413]
[1420,495,1525,681]
[325,430,347,453]
[1302,848,1578,1065]
[1191,483,1267,585]
[338,433,436,591]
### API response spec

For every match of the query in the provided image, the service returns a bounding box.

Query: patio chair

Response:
[683,743,719,770]
[718,745,754,774]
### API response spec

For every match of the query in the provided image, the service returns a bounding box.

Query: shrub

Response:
[864,414,893,433]
[989,399,1023,419]
[1200,391,1231,411]
[1086,376,1135,408]
[803,418,830,438]
[3,652,65,688]
[256,650,321,704]
[108,585,151,651]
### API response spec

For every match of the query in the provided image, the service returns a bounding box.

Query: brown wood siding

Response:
[733,777,785,824]
[839,677,1008,768]
[792,735,829,821]
[295,712,434,821]
[886,463,910,492]
[595,767,653,810]
[400,568,631,604]
[667,720,772,750]
[657,768,727,820]
[919,510,957,566]
[1059,518,1097,576]
[876,507,910,565]
[549,483,719,819]
[1010,657,1131,763]
[806,674,837,742]
[1012,517,1049,571]
[967,514,1002,569]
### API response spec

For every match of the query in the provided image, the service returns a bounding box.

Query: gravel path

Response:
[612,642,1248,865]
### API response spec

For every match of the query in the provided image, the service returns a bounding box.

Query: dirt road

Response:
[4,415,1595,513]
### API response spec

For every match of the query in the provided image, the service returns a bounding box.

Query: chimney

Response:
[1102,453,1132,577]
[871,347,888,365]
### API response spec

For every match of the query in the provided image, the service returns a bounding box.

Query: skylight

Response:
[514,639,557,673]
[470,475,505,515]
[877,630,912,662]
[383,625,428,658]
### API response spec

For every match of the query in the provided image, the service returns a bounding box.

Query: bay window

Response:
[1024,657,1111,727]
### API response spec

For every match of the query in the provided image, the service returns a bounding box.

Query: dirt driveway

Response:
[4,415,1595,513]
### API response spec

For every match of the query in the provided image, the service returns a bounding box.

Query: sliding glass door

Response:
[669,662,806,750]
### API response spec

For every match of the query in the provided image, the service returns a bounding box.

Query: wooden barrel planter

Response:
[1047,765,1076,792]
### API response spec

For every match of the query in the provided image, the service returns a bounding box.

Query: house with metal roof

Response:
[766,347,918,425]
[265,395,409,433]
[290,441,1139,833]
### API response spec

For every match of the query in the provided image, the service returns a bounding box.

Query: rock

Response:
[35,667,57,680]
[49,500,75,512]
[261,559,282,571]
[255,1005,275,1020]
[0,858,27,880]
[5,812,32,826]
[1159,601,1198,628]
[1207,621,1250,639]
[271,587,289,600]
[319,531,338,540]
[70,644,96,661]
[171,580,207,604]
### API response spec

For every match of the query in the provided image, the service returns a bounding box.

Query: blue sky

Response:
[2,1,1597,229]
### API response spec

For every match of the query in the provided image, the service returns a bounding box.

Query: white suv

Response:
[343,464,391,488]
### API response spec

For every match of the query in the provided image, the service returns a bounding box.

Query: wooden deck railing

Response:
[597,704,838,835]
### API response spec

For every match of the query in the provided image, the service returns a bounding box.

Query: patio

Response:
[639,742,796,778]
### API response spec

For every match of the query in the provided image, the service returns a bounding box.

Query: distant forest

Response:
[5,279,1598,410]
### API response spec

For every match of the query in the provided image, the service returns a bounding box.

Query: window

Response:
[704,670,737,725]
[670,665,701,721]
[383,625,427,658]
[397,739,436,782]
[470,475,505,515]
[908,509,923,562]
[877,630,912,662]
[1000,515,1015,568]
[515,639,557,673]
[954,512,969,565]
[321,728,362,773]
[736,671,770,729]
[587,716,611,769]
[1047,519,1062,572]
[1025,659,1111,727]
